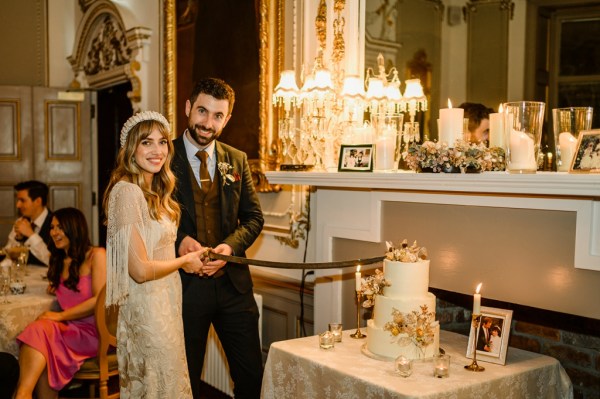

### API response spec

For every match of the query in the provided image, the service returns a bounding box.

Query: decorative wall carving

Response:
[68,0,151,112]
[83,16,131,76]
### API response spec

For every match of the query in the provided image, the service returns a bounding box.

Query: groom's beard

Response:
[188,123,221,146]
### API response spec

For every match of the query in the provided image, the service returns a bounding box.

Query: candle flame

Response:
[447,98,453,109]
[476,283,482,294]
[498,103,503,113]
[356,265,361,272]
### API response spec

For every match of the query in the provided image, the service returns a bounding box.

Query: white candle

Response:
[489,104,504,148]
[355,265,362,291]
[473,283,482,315]
[375,128,396,170]
[439,99,464,146]
[558,132,577,171]
[434,366,449,378]
[352,124,373,144]
[509,129,537,171]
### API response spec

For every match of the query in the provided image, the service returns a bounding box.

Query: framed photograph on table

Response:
[570,130,600,173]
[338,144,374,172]
[466,306,513,365]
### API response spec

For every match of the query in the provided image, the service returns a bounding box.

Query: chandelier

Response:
[273,0,428,172]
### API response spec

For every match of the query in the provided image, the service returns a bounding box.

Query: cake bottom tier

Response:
[366,319,440,360]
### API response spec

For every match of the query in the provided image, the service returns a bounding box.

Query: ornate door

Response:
[0,86,94,243]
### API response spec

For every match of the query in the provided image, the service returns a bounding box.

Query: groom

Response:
[172,77,264,399]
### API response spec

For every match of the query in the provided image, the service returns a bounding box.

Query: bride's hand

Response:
[181,250,205,274]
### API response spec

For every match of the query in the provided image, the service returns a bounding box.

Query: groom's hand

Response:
[179,236,205,258]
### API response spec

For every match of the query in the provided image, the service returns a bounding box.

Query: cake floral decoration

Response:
[384,305,436,353]
[385,239,428,262]
[360,269,390,309]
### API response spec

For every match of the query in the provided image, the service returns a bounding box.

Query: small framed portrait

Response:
[466,306,513,365]
[338,144,374,172]
[571,130,600,173]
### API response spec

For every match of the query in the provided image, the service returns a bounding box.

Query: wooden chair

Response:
[60,285,119,399]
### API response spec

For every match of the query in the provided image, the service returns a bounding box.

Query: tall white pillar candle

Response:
[355,266,362,291]
[558,132,577,171]
[439,100,464,146]
[353,124,373,144]
[489,113,505,148]
[375,128,397,170]
[473,283,482,315]
[509,129,537,171]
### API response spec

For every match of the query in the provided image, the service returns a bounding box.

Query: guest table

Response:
[261,329,573,398]
[0,267,56,357]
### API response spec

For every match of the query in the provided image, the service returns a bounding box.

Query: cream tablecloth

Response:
[261,329,573,399]
[0,267,56,357]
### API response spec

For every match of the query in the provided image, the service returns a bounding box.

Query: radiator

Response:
[200,293,263,396]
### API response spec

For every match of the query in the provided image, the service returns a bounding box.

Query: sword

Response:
[202,249,386,270]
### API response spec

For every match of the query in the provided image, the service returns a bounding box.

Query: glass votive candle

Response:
[394,355,412,377]
[328,323,343,342]
[433,354,450,378]
[319,331,335,350]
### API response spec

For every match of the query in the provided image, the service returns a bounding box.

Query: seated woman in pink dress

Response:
[14,207,106,399]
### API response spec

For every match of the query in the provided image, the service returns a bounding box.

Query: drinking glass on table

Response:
[0,265,11,304]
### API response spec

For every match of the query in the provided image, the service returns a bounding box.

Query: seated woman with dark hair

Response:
[14,207,106,399]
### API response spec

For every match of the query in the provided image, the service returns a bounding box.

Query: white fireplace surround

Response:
[266,171,600,331]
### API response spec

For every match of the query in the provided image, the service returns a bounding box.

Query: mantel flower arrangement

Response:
[402,140,506,173]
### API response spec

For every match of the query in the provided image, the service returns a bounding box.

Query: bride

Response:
[103,111,204,398]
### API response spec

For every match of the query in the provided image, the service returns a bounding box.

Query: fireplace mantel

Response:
[265,170,600,197]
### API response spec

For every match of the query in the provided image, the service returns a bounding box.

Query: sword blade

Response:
[204,250,386,269]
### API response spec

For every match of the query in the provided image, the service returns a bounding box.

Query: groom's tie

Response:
[196,150,212,195]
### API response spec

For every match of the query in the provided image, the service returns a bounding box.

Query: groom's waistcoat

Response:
[190,165,223,248]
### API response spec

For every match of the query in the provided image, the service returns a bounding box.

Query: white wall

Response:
[440,0,468,107]
[48,0,79,88]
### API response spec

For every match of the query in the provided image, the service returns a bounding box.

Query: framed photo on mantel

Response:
[570,130,600,173]
[466,306,513,365]
[338,144,374,172]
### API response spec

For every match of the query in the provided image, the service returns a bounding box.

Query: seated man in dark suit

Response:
[4,180,52,266]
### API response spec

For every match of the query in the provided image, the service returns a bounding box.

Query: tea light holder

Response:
[433,354,450,378]
[350,291,366,339]
[319,330,335,349]
[329,323,343,342]
[394,355,412,377]
[465,314,485,372]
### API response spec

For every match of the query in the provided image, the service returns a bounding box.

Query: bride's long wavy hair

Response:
[103,119,180,225]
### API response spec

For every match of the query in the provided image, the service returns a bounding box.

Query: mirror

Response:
[164,0,599,173]
[162,0,282,184]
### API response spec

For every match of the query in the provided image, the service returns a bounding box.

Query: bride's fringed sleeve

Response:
[105,181,151,306]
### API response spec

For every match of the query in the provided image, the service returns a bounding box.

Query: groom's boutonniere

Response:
[217,162,240,186]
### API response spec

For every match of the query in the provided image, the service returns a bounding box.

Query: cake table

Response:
[261,329,572,399]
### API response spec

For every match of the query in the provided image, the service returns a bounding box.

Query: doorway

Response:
[96,81,133,246]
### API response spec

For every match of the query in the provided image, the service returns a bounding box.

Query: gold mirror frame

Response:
[162,0,283,178]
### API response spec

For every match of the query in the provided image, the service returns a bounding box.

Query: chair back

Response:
[95,285,118,390]
[59,284,119,399]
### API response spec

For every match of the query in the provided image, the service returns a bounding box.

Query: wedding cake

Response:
[365,240,440,360]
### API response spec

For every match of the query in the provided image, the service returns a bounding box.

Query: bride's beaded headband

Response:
[120,111,171,148]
